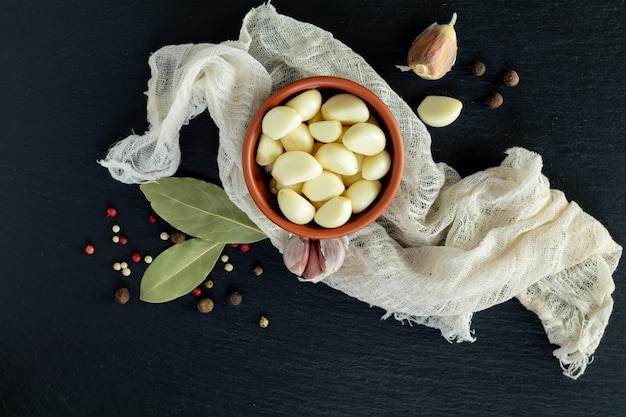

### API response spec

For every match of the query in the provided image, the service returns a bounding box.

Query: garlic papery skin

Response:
[397,12,458,80]
[318,238,346,275]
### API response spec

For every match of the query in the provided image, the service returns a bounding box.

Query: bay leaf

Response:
[140,177,266,243]
[140,238,225,303]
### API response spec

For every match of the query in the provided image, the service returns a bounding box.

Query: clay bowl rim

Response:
[242,76,404,239]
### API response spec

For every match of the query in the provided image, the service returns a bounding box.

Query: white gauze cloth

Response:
[99,3,622,379]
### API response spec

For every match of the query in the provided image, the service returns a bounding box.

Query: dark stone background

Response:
[2,1,624,416]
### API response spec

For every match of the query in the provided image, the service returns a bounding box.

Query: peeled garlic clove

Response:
[272,151,323,186]
[314,196,352,228]
[275,180,303,194]
[345,179,382,214]
[314,143,359,176]
[255,133,284,166]
[277,188,316,225]
[280,123,314,153]
[308,120,343,143]
[320,93,370,124]
[397,13,458,80]
[362,150,391,180]
[342,122,387,156]
[262,106,302,140]
[319,238,346,275]
[302,170,345,202]
[283,235,310,276]
[417,95,463,127]
[285,89,322,121]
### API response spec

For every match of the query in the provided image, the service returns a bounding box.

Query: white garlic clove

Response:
[262,106,302,140]
[302,170,345,202]
[344,179,382,214]
[285,89,322,121]
[272,151,323,186]
[314,196,353,228]
[416,95,463,127]
[320,93,370,124]
[277,188,316,225]
[280,123,314,153]
[341,122,387,156]
[314,143,359,176]
[308,120,343,143]
[361,149,391,180]
[255,133,284,166]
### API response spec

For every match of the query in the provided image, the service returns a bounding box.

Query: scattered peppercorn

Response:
[84,244,95,255]
[503,69,519,87]
[191,287,202,297]
[144,255,153,264]
[204,279,214,289]
[120,262,128,269]
[115,287,130,304]
[118,235,128,245]
[121,268,131,277]
[159,231,170,241]
[259,316,269,328]
[131,253,142,263]
[170,230,186,244]
[240,243,251,253]
[107,207,118,218]
[148,214,157,224]
[112,224,121,233]
[113,262,122,271]
[220,254,229,263]
[230,244,238,248]
[228,291,242,306]
[486,92,504,109]
[112,235,120,243]
[197,298,214,313]
[471,61,486,76]
[224,263,234,272]
[253,265,264,276]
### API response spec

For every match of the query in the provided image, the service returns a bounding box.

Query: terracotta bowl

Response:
[242,76,404,239]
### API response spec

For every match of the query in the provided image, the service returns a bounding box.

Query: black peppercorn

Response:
[486,92,503,109]
[197,298,214,313]
[228,291,242,306]
[170,230,186,244]
[115,287,130,304]
[471,61,486,77]
[503,70,519,87]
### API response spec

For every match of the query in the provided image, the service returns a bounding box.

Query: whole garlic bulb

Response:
[282,234,346,281]
[397,13,458,80]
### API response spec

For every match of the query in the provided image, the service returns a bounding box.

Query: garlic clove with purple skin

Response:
[283,235,310,276]
[397,12,458,80]
[302,239,324,280]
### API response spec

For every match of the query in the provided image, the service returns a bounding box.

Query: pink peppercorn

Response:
[106,207,117,217]
[230,243,238,248]
[118,235,128,245]
[131,253,142,263]
[149,214,157,224]
[191,288,202,297]
[84,244,95,255]
[240,243,250,253]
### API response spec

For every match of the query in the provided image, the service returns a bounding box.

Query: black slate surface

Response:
[1,1,625,416]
